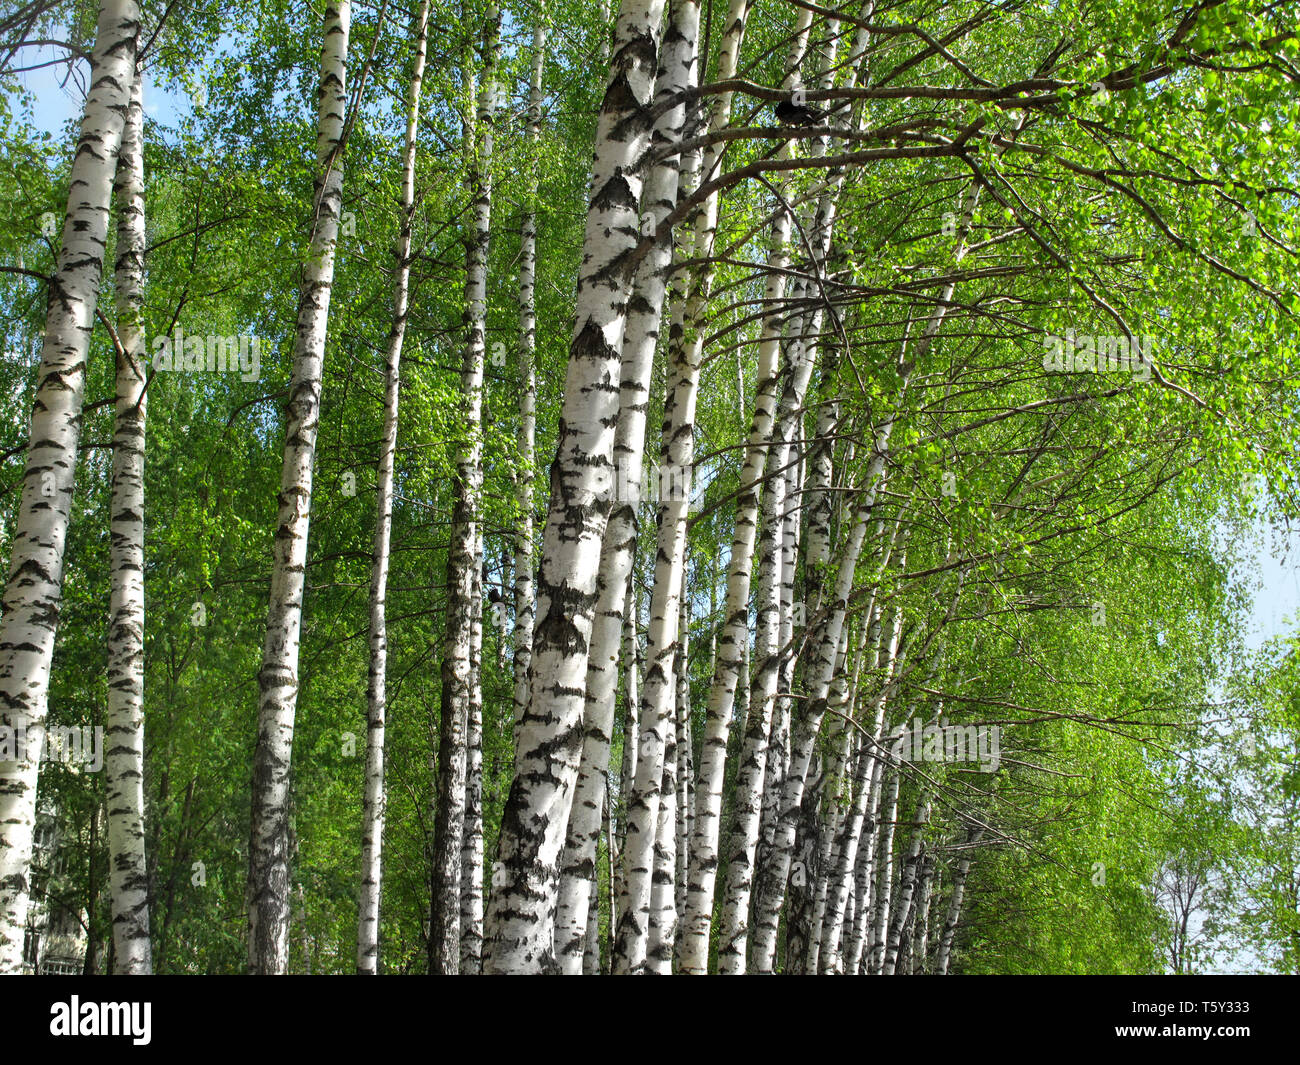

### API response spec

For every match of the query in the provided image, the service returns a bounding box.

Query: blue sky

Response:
[14,41,192,139]
[1238,521,1300,650]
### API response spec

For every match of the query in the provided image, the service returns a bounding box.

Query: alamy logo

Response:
[1042,330,1154,381]
[890,716,1001,772]
[152,325,262,381]
[50,997,151,1045]
[0,724,103,771]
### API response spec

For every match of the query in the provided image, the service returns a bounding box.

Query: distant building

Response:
[23,801,87,975]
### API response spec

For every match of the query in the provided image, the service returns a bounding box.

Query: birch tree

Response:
[483,0,669,974]
[513,17,546,739]
[431,4,500,975]
[610,0,705,974]
[247,0,351,975]
[746,184,985,972]
[0,0,140,973]
[357,0,430,976]
[105,62,151,975]
[559,0,699,974]
[936,825,985,975]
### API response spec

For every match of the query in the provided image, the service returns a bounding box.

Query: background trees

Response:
[0,0,1298,974]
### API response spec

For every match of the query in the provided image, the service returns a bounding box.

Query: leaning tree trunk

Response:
[867,767,902,975]
[105,62,151,975]
[556,0,699,972]
[641,0,759,978]
[746,184,984,973]
[703,7,816,977]
[431,4,500,974]
[820,602,903,973]
[0,0,140,974]
[883,794,931,974]
[612,0,711,975]
[935,824,985,975]
[483,0,668,974]
[357,0,430,976]
[248,0,351,975]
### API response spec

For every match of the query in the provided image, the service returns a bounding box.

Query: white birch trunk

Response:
[583,867,602,974]
[844,760,882,974]
[483,0,668,973]
[513,19,545,741]
[935,825,984,975]
[756,474,797,912]
[0,0,141,974]
[556,0,699,972]
[106,64,151,975]
[909,853,935,974]
[673,598,692,955]
[247,0,351,975]
[883,795,930,974]
[460,545,486,972]
[643,656,678,973]
[867,768,902,975]
[613,581,640,930]
[357,0,430,976]
[432,6,499,973]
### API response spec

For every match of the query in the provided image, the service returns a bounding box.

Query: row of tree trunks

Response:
[482,0,669,974]
[0,0,142,974]
[674,0,779,976]
[820,598,904,973]
[430,2,500,977]
[709,5,818,975]
[744,175,984,972]
[0,0,1029,981]
[613,0,708,974]
[559,0,701,973]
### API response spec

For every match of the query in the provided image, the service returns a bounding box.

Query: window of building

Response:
[23,929,39,967]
